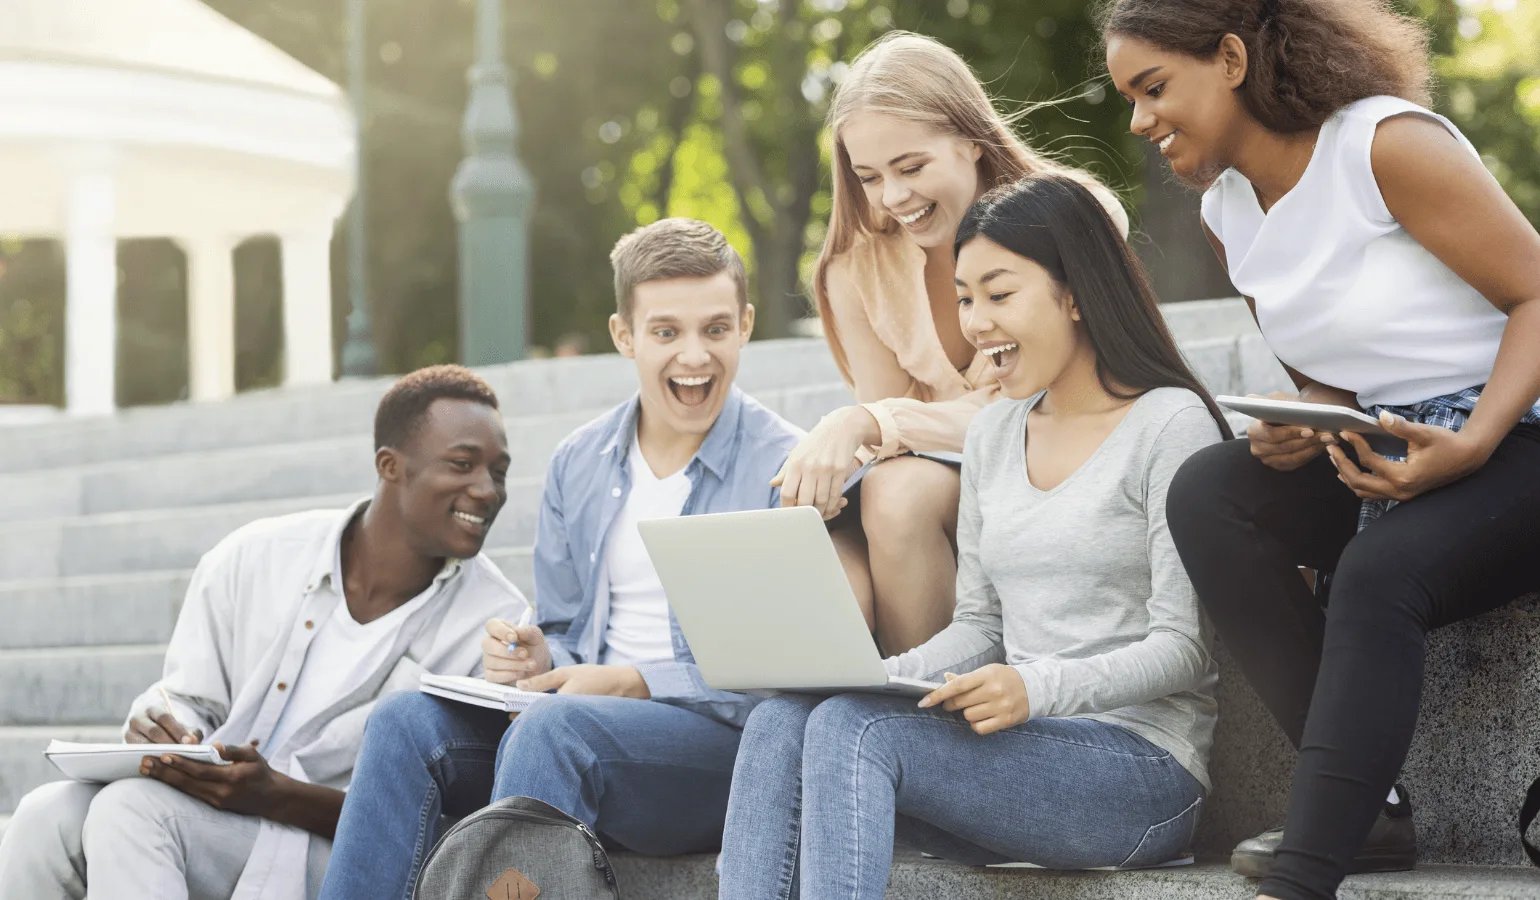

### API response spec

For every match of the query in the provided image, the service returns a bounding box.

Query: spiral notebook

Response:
[45,740,228,783]
[419,674,550,713]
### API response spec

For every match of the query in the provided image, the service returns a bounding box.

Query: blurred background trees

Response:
[1,0,1535,405]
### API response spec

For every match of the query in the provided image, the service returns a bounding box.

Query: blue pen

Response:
[506,606,534,656]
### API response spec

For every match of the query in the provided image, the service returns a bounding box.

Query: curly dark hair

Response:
[374,364,499,451]
[1099,0,1432,134]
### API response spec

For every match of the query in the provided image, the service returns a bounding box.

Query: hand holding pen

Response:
[126,685,204,745]
[480,607,551,686]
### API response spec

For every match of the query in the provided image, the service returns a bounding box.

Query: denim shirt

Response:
[533,386,802,728]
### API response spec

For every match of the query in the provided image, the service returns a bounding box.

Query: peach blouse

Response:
[823,228,1001,459]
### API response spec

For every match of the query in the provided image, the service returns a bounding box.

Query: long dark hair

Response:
[1099,0,1431,134]
[954,174,1233,439]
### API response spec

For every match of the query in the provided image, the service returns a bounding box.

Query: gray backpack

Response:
[413,796,620,900]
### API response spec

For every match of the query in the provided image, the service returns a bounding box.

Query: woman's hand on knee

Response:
[771,407,874,520]
[917,665,1032,735]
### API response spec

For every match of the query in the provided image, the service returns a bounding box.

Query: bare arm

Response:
[1325,115,1540,502]
[1372,114,1540,456]
[143,743,346,839]
[265,777,347,839]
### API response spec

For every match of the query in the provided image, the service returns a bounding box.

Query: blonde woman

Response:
[775,32,1128,654]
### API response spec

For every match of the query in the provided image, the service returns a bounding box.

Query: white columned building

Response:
[0,0,357,416]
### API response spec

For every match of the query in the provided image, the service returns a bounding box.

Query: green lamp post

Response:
[451,0,534,366]
[340,0,375,377]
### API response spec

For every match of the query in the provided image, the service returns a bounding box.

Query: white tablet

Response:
[1215,395,1409,457]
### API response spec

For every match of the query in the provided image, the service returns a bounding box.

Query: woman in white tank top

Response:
[1101,3,1540,900]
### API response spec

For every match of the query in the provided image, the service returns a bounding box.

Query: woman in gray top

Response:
[716,175,1234,899]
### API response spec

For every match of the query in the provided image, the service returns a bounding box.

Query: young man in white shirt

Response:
[320,219,802,899]
[0,366,528,900]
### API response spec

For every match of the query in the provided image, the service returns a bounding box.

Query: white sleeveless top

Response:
[1201,96,1510,408]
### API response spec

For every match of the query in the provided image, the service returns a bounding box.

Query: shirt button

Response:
[589,552,597,562]
[611,487,621,498]
[277,682,288,692]
[251,738,261,747]
[304,620,314,629]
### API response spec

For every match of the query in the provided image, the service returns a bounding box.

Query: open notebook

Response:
[45,740,228,783]
[419,674,550,713]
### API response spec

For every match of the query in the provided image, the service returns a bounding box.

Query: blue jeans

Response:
[318,691,743,900]
[718,694,1205,900]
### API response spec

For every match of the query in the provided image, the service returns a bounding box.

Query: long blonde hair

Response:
[814,31,1128,380]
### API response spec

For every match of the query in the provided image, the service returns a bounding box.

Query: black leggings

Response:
[1166,426,1540,900]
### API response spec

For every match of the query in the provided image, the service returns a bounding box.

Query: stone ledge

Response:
[612,852,1540,899]
[1199,594,1540,868]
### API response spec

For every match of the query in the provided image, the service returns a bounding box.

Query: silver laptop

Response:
[638,506,942,698]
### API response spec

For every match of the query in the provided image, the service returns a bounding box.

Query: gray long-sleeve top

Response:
[885,387,1222,790]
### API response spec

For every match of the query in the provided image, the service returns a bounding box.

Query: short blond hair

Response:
[610,218,749,321]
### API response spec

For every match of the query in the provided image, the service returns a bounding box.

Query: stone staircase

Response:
[0,299,1536,898]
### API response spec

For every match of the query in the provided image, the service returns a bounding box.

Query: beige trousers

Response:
[0,779,328,900]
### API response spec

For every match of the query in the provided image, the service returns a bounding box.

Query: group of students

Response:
[2,2,1539,900]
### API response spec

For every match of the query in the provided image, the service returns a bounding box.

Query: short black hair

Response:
[374,365,500,451]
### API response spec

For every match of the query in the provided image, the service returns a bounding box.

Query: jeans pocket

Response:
[1118,795,1203,869]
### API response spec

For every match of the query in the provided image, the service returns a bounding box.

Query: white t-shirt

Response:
[1201,95,1509,408]
[600,437,693,667]
[266,553,435,755]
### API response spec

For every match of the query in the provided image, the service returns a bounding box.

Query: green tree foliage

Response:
[0,0,1536,404]
[1421,0,1540,225]
[0,239,65,406]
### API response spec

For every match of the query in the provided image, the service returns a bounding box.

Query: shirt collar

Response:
[599,387,744,482]
[306,497,464,594]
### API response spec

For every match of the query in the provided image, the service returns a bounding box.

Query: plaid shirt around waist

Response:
[1359,386,1540,530]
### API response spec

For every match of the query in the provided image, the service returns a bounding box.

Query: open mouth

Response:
[667,374,716,409]
[895,203,937,230]
[981,342,1019,375]
[452,508,489,533]
[1157,132,1178,157]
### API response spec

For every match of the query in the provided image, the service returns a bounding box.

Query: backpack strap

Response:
[1522,774,1540,866]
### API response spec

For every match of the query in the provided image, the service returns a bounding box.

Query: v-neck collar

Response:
[1019,391,1144,497]
[1239,126,1327,221]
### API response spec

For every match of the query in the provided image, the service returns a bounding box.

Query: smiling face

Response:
[610,271,753,440]
[386,398,510,560]
[1106,34,1250,187]
[954,236,1089,401]
[840,111,984,249]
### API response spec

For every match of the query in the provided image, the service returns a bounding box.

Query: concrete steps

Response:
[0,414,581,522]
[609,852,1540,898]
[0,645,166,726]
[2,305,1537,892]
[0,547,535,651]
[0,485,545,581]
[0,341,849,475]
[0,725,119,812]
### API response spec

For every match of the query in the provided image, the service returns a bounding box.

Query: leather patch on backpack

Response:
[487,868,540,900]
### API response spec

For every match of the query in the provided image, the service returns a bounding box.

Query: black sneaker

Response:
[1231,784,1417,878]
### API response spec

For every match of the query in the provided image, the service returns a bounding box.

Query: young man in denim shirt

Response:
[319,219,802,899]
